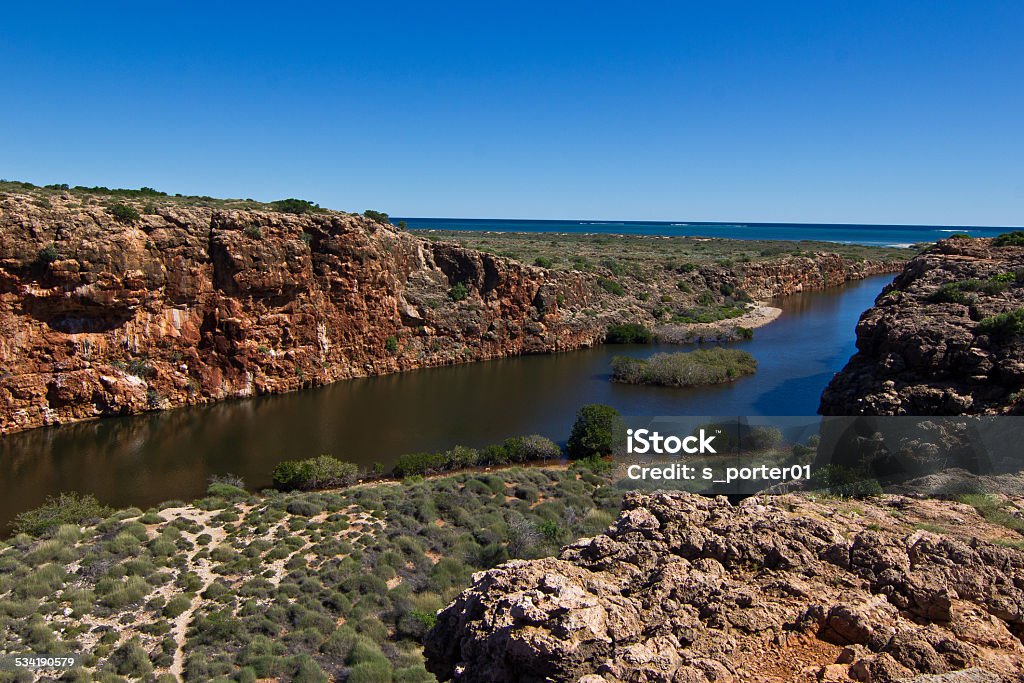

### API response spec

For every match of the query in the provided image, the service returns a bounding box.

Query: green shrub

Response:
[992,231,1024,247]
[567,404,623,459]
[394,666,434,683]
[742,426,783,451]
[37,242,59,264]
[270,198,320,214]
[597,277,625,296]
[448,282,469,302]
[363,209,390,224]
[674,305,746,324]
[605,323,656,344]
[109,638,152,678]
[286,499,322,517]
[810,465,883,499]
[11,492,112,536]
[392,451,448,478]
[109,203,141,223]
[569,454,614,475]
[272,455,359,491]
[503,434,561,462]
[163,594,192,618]
[611,348,757,387]
[348,660,394,683]
[533,256,554,268]
[385,335,399,354]
[206,482,247,500]
[977,308,1024,338]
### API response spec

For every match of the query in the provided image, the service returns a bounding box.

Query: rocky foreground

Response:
[821,236,1024,415]
[425,491,1024,683]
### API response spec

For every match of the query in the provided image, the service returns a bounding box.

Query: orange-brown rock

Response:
[0,195,604,434]
[821,236,1024,415]
[425,491,1024,682]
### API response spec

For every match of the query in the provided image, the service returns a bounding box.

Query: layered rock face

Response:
[732,254,899,300]
[425,491,1024,683]
[0,194,602,434]
[821,237,1024,415]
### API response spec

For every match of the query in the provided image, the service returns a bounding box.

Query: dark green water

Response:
[0,275,892,529]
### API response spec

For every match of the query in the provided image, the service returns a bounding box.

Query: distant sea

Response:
[398,217,1014,248]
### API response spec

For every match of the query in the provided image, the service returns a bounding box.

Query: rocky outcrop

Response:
[425,491,1024,682]
[820,237,1024,416]
[735,254,900,300]
[0,194,605,434]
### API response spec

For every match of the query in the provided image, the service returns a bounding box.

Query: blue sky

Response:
[2,2,1021,225]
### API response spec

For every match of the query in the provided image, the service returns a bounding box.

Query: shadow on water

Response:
[0,275,892,529]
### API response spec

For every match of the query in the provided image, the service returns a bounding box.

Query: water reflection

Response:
[0,275,891,528]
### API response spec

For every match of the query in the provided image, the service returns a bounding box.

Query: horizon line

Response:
[395,216,1023,231]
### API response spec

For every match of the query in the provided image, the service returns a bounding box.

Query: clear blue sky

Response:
[2,1,1021,225]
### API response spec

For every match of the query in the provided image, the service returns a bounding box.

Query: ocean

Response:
[398,217,1014,248]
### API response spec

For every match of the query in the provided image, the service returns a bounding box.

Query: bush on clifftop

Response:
[270,198,320,215]
[992,231,1024,247]
[977,308,1024,338]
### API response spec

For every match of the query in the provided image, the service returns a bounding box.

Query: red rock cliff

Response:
[0,195,602,434]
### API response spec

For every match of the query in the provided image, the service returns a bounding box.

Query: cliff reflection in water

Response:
[0,275,893,530]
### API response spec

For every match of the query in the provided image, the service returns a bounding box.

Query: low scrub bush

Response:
[810,465,883,499]
[37,242,59,264]
[992,231,1024,247]
[977,308,1024,338]
[270,198,320,214]
[611,348,757,387]
[597,277,625,296]
[207,482,248,500]
[674,305,746,324]
[109,203,141,223]
[363,209,390,224]
[11,492,113,536]
[272,455,359,491]
[605,323,656,344]
[448,282,469,302]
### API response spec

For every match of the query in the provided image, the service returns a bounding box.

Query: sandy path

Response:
[160,508,229,681]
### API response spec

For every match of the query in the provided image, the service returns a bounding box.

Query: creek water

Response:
[0,275,892,529]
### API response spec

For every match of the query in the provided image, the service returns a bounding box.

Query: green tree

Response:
[567,404,623,459]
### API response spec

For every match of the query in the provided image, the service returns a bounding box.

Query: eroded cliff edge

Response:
[0,194,611,434]
[820,236,1024,415]
[1,191,900,434]
[424,491,1024,683]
